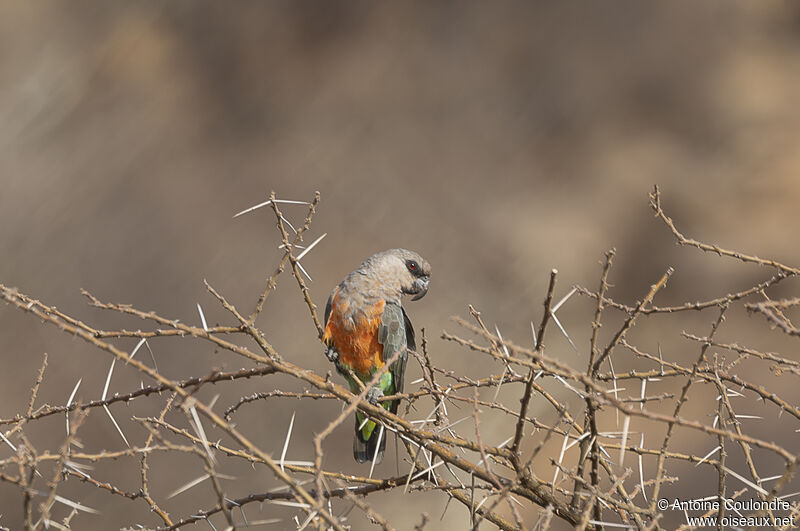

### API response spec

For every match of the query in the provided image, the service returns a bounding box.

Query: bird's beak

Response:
[411,277,430,301]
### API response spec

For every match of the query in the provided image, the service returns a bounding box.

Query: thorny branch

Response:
[0,188,798,530]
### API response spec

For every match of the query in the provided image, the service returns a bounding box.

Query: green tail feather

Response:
[352,373,397,463]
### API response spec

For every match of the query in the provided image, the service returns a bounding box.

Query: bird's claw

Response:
[325,346,339,363]
[325,346,347,375]
[365,386,384,405]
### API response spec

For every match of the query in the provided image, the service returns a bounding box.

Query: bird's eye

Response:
[407,260,418,272]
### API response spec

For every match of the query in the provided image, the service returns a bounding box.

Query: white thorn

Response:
[128,338,147,363]
[280,213,298,235]
[53,495,99,514]
[587,521,634,529]
[189,406,216,464]
[102,404,130,447]
[695,445,721,466]
[565,431,590,451]
[207,394,220,410]
[368,425,384,479]
[65,378,82,437]
[296,261,313,282]
[144,340,158,371]
[296,233,327,261]
[280,412,296,473]
[723,466,768,495]
[619,415,630,467]
[639,379,647,411]
[550,311,578,352]
[267,500,310,509]
[101,358,116,401]
[494,326,511,358]
[552,432,570,491]
[638,433,647,502]
[552,287,576,313]
[491,365,508,405]
[232,199,272,218]
[167,473,210,499]
[0,429,17,452]
[197,304,208,332]
[554,375,584,398]
[497,436,514,449]
[403,459,416,494]
[272,199,311,205]
[297,511,318,531]
[411,458,445,481]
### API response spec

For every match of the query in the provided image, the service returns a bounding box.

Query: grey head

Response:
[357,248,431,302]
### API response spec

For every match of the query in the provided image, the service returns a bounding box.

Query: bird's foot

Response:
[365,386,384,405]
[325,347,347,375]
[325,346,339,363]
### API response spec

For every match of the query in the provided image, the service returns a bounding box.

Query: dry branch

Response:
[0,188,798,530]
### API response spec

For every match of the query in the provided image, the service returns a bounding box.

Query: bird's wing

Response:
[378,301,409,396]
[324,290,334,328]
[402,306,415,354]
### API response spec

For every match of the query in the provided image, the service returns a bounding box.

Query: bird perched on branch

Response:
[322,249,431,463]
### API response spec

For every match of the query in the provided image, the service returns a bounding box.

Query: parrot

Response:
[322,248,431,463]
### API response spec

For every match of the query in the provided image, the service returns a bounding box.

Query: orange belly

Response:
[323,297,385,377]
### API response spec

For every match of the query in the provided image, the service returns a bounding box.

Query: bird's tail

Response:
[353,416,387,464]
[353,399,397,463]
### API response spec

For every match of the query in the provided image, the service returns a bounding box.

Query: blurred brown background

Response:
[2,2,800,529]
